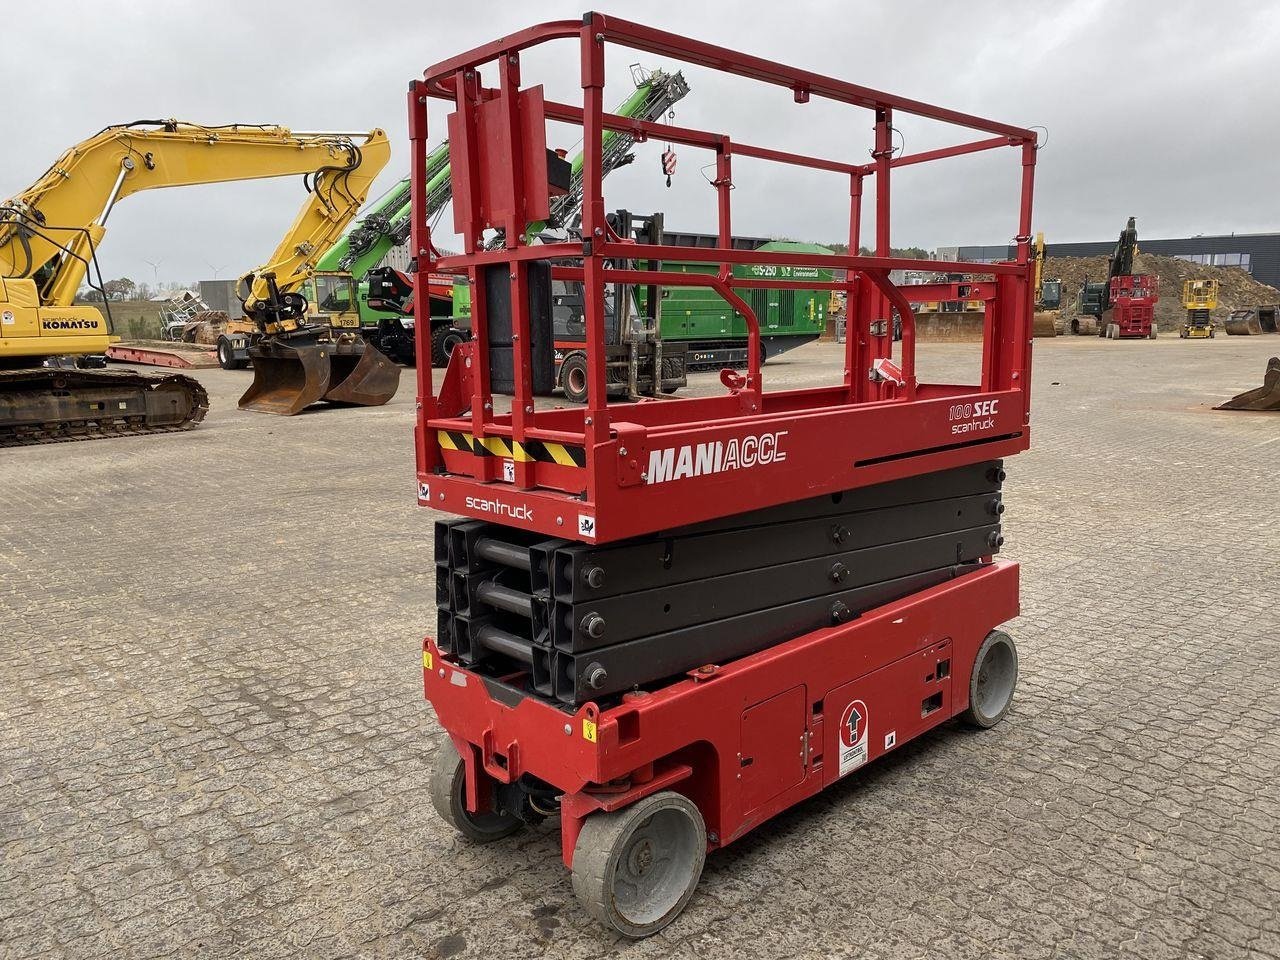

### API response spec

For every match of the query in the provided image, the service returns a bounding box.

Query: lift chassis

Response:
[411,13,1037,937]
[424,558,1019,847]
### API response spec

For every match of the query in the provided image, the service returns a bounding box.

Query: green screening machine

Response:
[647,239,833,368]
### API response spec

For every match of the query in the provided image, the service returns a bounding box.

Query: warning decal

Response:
[437,430,586,467]
[838,699,869,777]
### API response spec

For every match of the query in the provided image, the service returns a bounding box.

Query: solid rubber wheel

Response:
[560,352,589,404]
[572,791,706,938]
[428,746,523,843]
[961,630,1019,729]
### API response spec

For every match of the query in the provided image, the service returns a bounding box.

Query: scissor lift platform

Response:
[410,12,1038,936]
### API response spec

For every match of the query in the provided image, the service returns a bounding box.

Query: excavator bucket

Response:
[238,339,400,415]
[1214,357,1280,411]
[1032,310,1058,337]
[321,341,401,406]
[238,341,333,415]
[1224,311,1263,336]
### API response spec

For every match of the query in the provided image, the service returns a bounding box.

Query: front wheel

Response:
[441,328,467,362]
[560,352,589,404]
[1149,325,1158,340]
[961,630,1019,729]
[572,791,707,938]
[428,746,523,843]
[430,324,469,368]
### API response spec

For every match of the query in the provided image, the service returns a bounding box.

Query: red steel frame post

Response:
[845,173,863,398]
[871,108,893,399]
[580,24,611,461]
[1016,140,1037,420]
[408,81,438,477]
[499,52,537,490]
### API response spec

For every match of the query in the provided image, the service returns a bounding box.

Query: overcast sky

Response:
[5,0,1279,287]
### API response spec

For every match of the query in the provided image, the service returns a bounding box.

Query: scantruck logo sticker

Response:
[645,431,788,484]
[464,495,533,522]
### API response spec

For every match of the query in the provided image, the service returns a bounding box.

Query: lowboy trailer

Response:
[411,13,1037,937]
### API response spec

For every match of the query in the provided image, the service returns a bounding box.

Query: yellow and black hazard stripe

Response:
[437,430,586,467]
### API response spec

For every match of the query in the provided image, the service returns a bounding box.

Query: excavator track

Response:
[0,368,209,447]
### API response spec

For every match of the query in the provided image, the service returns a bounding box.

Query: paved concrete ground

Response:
[3,335,1279,959]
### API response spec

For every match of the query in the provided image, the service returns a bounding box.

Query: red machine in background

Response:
[1105,273,1160,339]
[1076,216,1159,339]
[412,13,1037,937]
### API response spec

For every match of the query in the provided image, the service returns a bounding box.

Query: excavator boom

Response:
[0,120,393,444]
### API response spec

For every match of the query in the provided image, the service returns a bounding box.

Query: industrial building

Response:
[943,232,1280,288]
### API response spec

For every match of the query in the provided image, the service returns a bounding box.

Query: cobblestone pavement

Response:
[3,336,1279,959]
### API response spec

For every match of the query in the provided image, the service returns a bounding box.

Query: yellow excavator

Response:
[0,120,394,444]
[1031,232,1061,337]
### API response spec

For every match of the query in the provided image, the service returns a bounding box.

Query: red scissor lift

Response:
[1105,273,1160,339]
[413,13,1037,937]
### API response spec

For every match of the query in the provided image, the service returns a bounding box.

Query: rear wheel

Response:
[428,746,523,843]
[660,357,682,394]
[961,630,1018,729]
[560,351,589,404]
[572,791,706,938]
[217,336,247,370]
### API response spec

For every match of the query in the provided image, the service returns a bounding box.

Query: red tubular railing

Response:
[409,11,1037,519]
